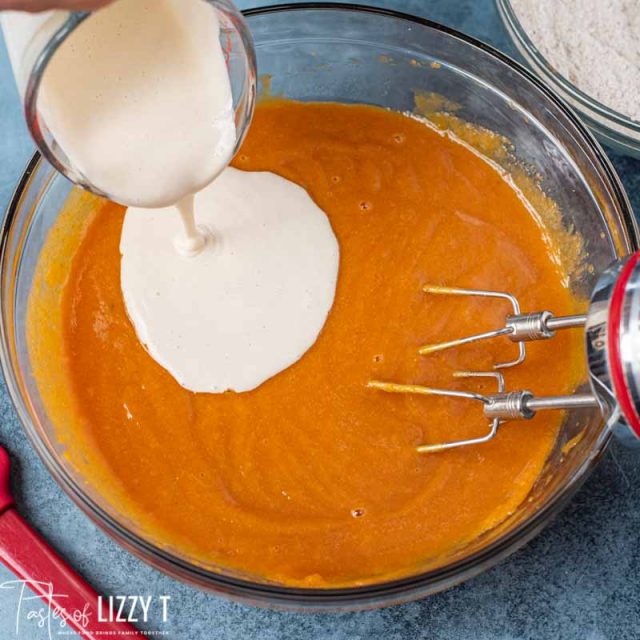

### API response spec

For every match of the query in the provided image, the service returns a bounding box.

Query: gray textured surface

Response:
[1,1,640,638]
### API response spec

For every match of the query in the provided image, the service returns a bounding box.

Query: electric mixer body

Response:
[585,252,640,447]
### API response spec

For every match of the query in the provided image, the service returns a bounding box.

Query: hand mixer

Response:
[368,252,640,453]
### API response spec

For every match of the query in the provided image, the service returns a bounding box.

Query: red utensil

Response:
[0,445,143,638]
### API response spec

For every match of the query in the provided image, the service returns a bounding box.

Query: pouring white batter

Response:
[36,0,340,392]
[39,0,236,209]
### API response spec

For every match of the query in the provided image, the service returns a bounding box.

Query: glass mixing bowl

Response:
[1,4,637,610]
[496,0,640,158]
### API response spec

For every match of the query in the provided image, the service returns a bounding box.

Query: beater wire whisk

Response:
[368,371,597,453]
[368,252,640,453]
[418,285,586,368]
[368,371,506,453]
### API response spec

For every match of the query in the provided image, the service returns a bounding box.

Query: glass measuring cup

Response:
[1,0,256,206]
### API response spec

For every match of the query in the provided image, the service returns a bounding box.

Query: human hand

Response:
[0,0,110,11]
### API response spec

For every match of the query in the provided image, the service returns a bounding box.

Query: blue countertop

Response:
[1,1,640,638]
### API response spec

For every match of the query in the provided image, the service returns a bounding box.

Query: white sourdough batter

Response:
[121,168,340,393]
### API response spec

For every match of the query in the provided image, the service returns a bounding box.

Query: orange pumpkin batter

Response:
[28,101,585,586]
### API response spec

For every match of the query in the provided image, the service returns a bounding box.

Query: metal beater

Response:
[368,252,640,452]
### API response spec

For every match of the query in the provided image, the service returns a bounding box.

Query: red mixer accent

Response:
[607,251,640,438]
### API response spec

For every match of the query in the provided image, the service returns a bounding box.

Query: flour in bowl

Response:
[511,0,640,121]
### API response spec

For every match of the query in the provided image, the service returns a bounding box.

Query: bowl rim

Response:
[495,0,640,143]
[1,1,638,610]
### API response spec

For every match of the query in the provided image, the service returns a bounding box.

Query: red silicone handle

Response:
[0,508,143,638]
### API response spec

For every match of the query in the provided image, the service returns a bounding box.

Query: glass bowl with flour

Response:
[497,0,640,157]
